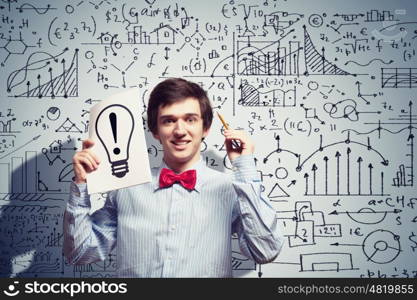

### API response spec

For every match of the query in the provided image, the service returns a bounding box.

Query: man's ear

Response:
[202,127,210,140]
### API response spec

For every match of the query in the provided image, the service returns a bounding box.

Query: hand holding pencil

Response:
[217,112,255,161]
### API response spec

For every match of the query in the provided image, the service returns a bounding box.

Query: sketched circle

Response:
[362,229,400,264]
[65,5,74,14]
[47,107,61,121]
[307,81,319,90]
[85,51,94,59]
[308,14,323,27]
[275,167,288,179]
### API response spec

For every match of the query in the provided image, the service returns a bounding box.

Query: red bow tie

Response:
[159,168,197,191]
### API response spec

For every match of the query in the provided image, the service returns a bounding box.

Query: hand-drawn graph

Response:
[236,25,352,77]
[365,10,396,22]
[6,48,79,98]
[0,147,73,194]
[347,101,416,187]
[0,151,38,194]
[238,79,296,107]
[298,133,389,196]
[303,26,352,76]
[15,3,57,15]
[381,68,417,88]
[237,40,302,76]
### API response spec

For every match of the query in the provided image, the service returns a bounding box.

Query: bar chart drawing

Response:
[0,151,37,194]
[365,10,395,22]
[392,162,413,187]
[0,150,64,194]
[392,118,414,186]
[357,102,416,187]
[237,40,302,76]
[298,134,389,196]
[237,26,351,76]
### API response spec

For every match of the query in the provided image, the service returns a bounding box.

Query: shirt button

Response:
[170,225,176,231]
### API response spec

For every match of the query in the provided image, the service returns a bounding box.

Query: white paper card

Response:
[86,88,151,194]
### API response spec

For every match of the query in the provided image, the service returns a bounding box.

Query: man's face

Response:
[153,97,209,171]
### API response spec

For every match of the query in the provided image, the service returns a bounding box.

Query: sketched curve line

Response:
[7,48,69,91]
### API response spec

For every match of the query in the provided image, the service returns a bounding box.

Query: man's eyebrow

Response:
[159,113,201,119]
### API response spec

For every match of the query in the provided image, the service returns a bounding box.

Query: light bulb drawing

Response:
[96,104,135,178]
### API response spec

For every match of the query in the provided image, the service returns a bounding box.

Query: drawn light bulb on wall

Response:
[96,104,135,178]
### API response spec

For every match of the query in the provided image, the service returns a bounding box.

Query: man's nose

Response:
[173,120,186,135]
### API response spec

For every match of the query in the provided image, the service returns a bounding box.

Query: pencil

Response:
[217,112,230,129]
[217,112,240,148]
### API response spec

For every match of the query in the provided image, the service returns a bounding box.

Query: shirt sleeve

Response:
[63,182,117,265]
[231,154,284,264]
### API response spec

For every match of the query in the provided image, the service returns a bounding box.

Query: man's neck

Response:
[163,155,201,174]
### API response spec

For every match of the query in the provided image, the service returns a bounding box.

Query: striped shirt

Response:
[63,154,283,277]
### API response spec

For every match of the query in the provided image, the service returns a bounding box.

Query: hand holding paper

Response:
[72,139,100,184]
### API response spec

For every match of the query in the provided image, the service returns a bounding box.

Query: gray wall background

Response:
[0,0,416,278]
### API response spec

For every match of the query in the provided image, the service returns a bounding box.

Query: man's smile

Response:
[171,140,192,150]
[171,140,191,145]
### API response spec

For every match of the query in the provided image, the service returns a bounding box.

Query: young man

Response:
[64,78,283,277]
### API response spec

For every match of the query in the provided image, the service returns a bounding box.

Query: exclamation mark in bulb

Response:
[109,112,128,177]
[96,104,134,179]
[110,113,120,155]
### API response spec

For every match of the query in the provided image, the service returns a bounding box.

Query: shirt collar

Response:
[153,158,207,193]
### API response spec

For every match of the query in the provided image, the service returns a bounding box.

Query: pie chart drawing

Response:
[362,229,401,264]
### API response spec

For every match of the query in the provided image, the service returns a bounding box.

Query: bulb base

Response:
[111,159,129,178]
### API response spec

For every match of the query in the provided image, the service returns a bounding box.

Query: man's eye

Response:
[187,118,197,123]
[163,119,174,124]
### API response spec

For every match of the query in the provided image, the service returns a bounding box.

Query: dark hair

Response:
[147,78,213,134]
